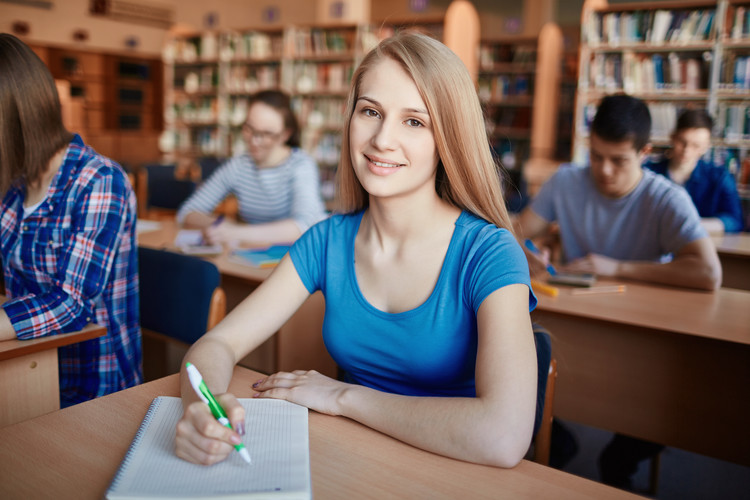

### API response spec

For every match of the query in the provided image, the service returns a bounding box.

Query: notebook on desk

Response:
[106,396,311,500]
[230,245,291,268]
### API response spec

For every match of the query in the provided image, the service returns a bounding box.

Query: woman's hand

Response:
[252,370,350,416]
[175,393,246,465]
[203,219,241,245]
[523,245,554,278]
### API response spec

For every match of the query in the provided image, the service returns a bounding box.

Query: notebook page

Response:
[107,397,310,499]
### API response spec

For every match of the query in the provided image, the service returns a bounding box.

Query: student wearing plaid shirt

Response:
[0,34,141,407]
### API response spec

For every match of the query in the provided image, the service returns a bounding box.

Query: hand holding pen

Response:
[523,239,557,276]
[201,215,225,246]
[183,362,251,464]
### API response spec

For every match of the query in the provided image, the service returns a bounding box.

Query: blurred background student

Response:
[644,109,745,234]
[0,34,141,407]
[177,90,327,245]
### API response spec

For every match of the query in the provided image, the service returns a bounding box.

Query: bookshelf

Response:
[479,36,538,172]
[573,0,750,210]
[161,24,378,203]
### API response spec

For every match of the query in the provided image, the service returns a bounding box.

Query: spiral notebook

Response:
[106,396,311,499]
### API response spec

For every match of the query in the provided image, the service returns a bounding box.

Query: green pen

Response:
[185,362,252,464]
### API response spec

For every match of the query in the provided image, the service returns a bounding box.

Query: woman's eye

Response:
[363,108,380,118]
[405,119,423,127]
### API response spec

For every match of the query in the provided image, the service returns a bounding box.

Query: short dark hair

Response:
[247,90,300,148]
[675,108,713,132]
[0,33,73,194]
[590,94,651,151]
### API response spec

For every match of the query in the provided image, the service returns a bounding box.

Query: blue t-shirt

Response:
[531,165,707,262]
[290,210,535,397]
[644,156,745,233]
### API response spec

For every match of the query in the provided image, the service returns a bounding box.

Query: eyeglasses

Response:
[242,123,285,143]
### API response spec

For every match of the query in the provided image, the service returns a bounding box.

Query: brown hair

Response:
[248,89,300,148]
[335,31,512,230]
[0,33,73,194]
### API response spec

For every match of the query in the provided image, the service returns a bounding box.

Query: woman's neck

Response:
[362,195,460,251]
[256,145,291,168]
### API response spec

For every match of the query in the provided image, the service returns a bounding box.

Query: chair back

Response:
[138,164,196,218]
[198,157,222,181]
[532,324,557,466]
[138,247,225,344]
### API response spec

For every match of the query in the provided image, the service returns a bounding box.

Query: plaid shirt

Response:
[1,135,141,407]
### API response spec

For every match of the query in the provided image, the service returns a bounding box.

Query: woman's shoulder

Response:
[454,211,515,245]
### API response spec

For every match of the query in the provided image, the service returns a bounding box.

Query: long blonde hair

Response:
[335,30,513,231]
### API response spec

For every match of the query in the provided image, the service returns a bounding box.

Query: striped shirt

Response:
[176,149,327,231]
[1,134,141,407]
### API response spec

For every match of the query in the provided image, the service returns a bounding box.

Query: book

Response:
[106,396,311,500]
[231,245,291,268]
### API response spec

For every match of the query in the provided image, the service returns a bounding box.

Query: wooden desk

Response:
[137,219,334,377]
[0,321,106,427]
[532,280,750,466]
[712,233,750,290]
[0,367,640,499]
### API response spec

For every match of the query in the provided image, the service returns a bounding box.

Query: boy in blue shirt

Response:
[645,109,744,233]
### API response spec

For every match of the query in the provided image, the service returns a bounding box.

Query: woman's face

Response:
[348,57,439,202]
[242,102,289,166]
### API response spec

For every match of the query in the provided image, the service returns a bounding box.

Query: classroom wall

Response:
[1,0,572,57]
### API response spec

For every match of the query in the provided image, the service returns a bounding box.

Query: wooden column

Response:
[444,0,480,82]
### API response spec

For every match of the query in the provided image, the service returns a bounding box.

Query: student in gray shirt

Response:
[514,94,722,490]
[517,94,721,291]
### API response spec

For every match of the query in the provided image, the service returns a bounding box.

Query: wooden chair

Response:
[531,324,558,466]
[138,247,226,381]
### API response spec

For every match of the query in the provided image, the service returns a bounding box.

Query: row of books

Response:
[163,33,219,63]
[225,31,284,60]
[730,6,750,40]
[478,75,532,102]
[479,45,536,71]
[585,9,715,45]
[718,54,750,90]
[289,28,354,57]
[712,147,750,186]
[487,106,532,131]
[175,67,218,94]
[166,96,218,125]
[291,96,346,131]
[283,62,353,94]
[225,64,280,93]
[159,127,226,156]
[586,52,708,92]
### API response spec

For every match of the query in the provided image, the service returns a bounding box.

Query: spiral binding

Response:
[106,396,163,495]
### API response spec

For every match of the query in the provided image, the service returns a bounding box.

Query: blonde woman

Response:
[175,31,537,468]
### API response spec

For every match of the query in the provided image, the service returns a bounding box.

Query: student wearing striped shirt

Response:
[177,90,327,245]
[0,34,141,407]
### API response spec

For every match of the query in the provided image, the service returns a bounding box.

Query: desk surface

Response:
[534,279,750,346]
[712,233,750,258]
[0,322,107,361]
[137,219,273,283]
[0,367,640,500]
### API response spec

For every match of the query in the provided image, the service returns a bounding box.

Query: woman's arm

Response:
[2,173,132,339]
[253,283,538,468]
[205,218,302,245]
[174,255,312,465]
